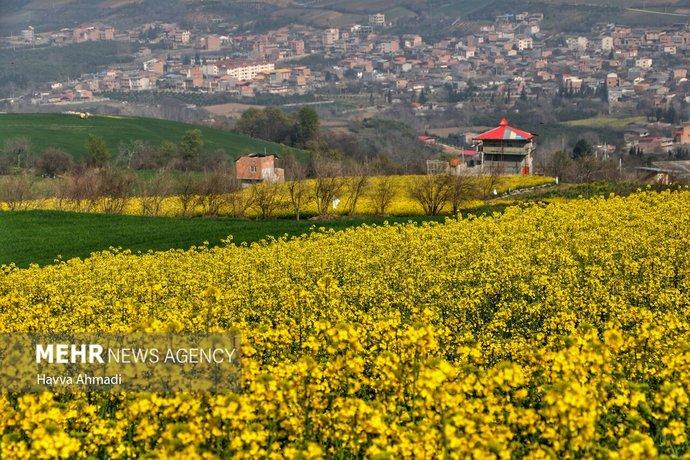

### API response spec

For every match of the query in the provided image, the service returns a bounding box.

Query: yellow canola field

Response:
[2,175,555,218]
[0,190,689,459]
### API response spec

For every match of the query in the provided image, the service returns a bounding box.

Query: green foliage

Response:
[179,129,203,165]
[2,136,32,169]
[86,135,111,166]
[235,107,296,145]
[0,211,444,268]
[0,113,296,162]
[296,107,320,146]
[572,139,593,159]
[0,42,135,97]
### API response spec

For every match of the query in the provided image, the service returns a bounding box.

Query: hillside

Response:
[3,0,686,31]
[0,113,292,161]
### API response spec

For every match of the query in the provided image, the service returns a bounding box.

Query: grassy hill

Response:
[0,113,292,161]
[4,0,685,32]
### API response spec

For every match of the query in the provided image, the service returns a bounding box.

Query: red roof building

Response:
[473,117,536,175]
[473,117,536,142]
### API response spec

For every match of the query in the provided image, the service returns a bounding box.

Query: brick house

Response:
[235,153,285,185]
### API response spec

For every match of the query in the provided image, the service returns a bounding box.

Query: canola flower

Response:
[0,174,554,218]
[0,190,689,458]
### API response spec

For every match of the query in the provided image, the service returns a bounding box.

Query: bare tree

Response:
[408,174,452,215]
[117,140,147,169]
[479,163,505,198]
[251,182,283,219]
[284,154,311,220]
[540,150,572,179]
[36,148,73,178]
[447,173,477,215]
[3,137,32,170]
[313,159,345,216]
[343,162,370,216]
[55,168,97,211]
[89,168,137,215]
[175,172,201,218]
[196,167,235,217]
[371,176,396,216]
[572,156,620,183]
[225,187,255,218]
[0,173,33,210]
[59,168,105,212]
[140,171,174,217]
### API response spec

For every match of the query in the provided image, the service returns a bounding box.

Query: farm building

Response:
[473,117,536,175]
[637,161,690,184]
[235,153,285,186]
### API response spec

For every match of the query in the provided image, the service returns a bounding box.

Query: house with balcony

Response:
[473,117,537,175]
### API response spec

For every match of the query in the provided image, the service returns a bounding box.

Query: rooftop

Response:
[473,117,536,141]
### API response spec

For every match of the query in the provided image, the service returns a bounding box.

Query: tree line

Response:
[0,155,511,220]
[0,128,240,176]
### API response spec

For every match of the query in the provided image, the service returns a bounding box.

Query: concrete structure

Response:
[73,25,114,42]
[517,36,533,51]
[369,13,386,27]
[175,30,191,44]
[219,60,275,81]
[205,36,221,51]
[323,28,339,47]
[638,161,690,184]
[606,73,620,88]
[289,39,305,55]
[677,125,690,145]
[601,36,614,51]
[636,58,653,69]
[21,26,34,43]
[235,153,285,185]
[473,117,536,175]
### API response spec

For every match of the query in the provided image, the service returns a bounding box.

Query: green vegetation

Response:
[235,106,320,147]
[0,211,444,268]
[3,182,682,268]
[507,182,685,201]
[564,116,647,128]
[0,113,294,161]
[428,0,490,19]
[0,41,135,97]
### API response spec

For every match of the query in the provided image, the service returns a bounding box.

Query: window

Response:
[250,165,257,173]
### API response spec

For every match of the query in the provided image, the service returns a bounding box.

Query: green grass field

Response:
[0,211,445,268]
[0,113,292,161]
[563,116,647,129]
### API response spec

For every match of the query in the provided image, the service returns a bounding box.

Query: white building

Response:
[21,26,34,43]
[517,36,533,51]
[323,28,340,46]
[636,58,653,69]
[601,36,614,52]
[369,13,386,27]
[221,61,275,81]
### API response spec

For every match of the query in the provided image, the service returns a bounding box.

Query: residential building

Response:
[323,28,339,47]
[235,153,285,184]
[369,13,386,27]
[473,117,536,175]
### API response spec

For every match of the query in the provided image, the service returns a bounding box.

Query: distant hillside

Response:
[0,113,293,160]
[2,0,687,32]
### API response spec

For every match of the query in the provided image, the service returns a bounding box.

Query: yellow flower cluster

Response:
[1,175,554,218]
[0,190,688,458]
